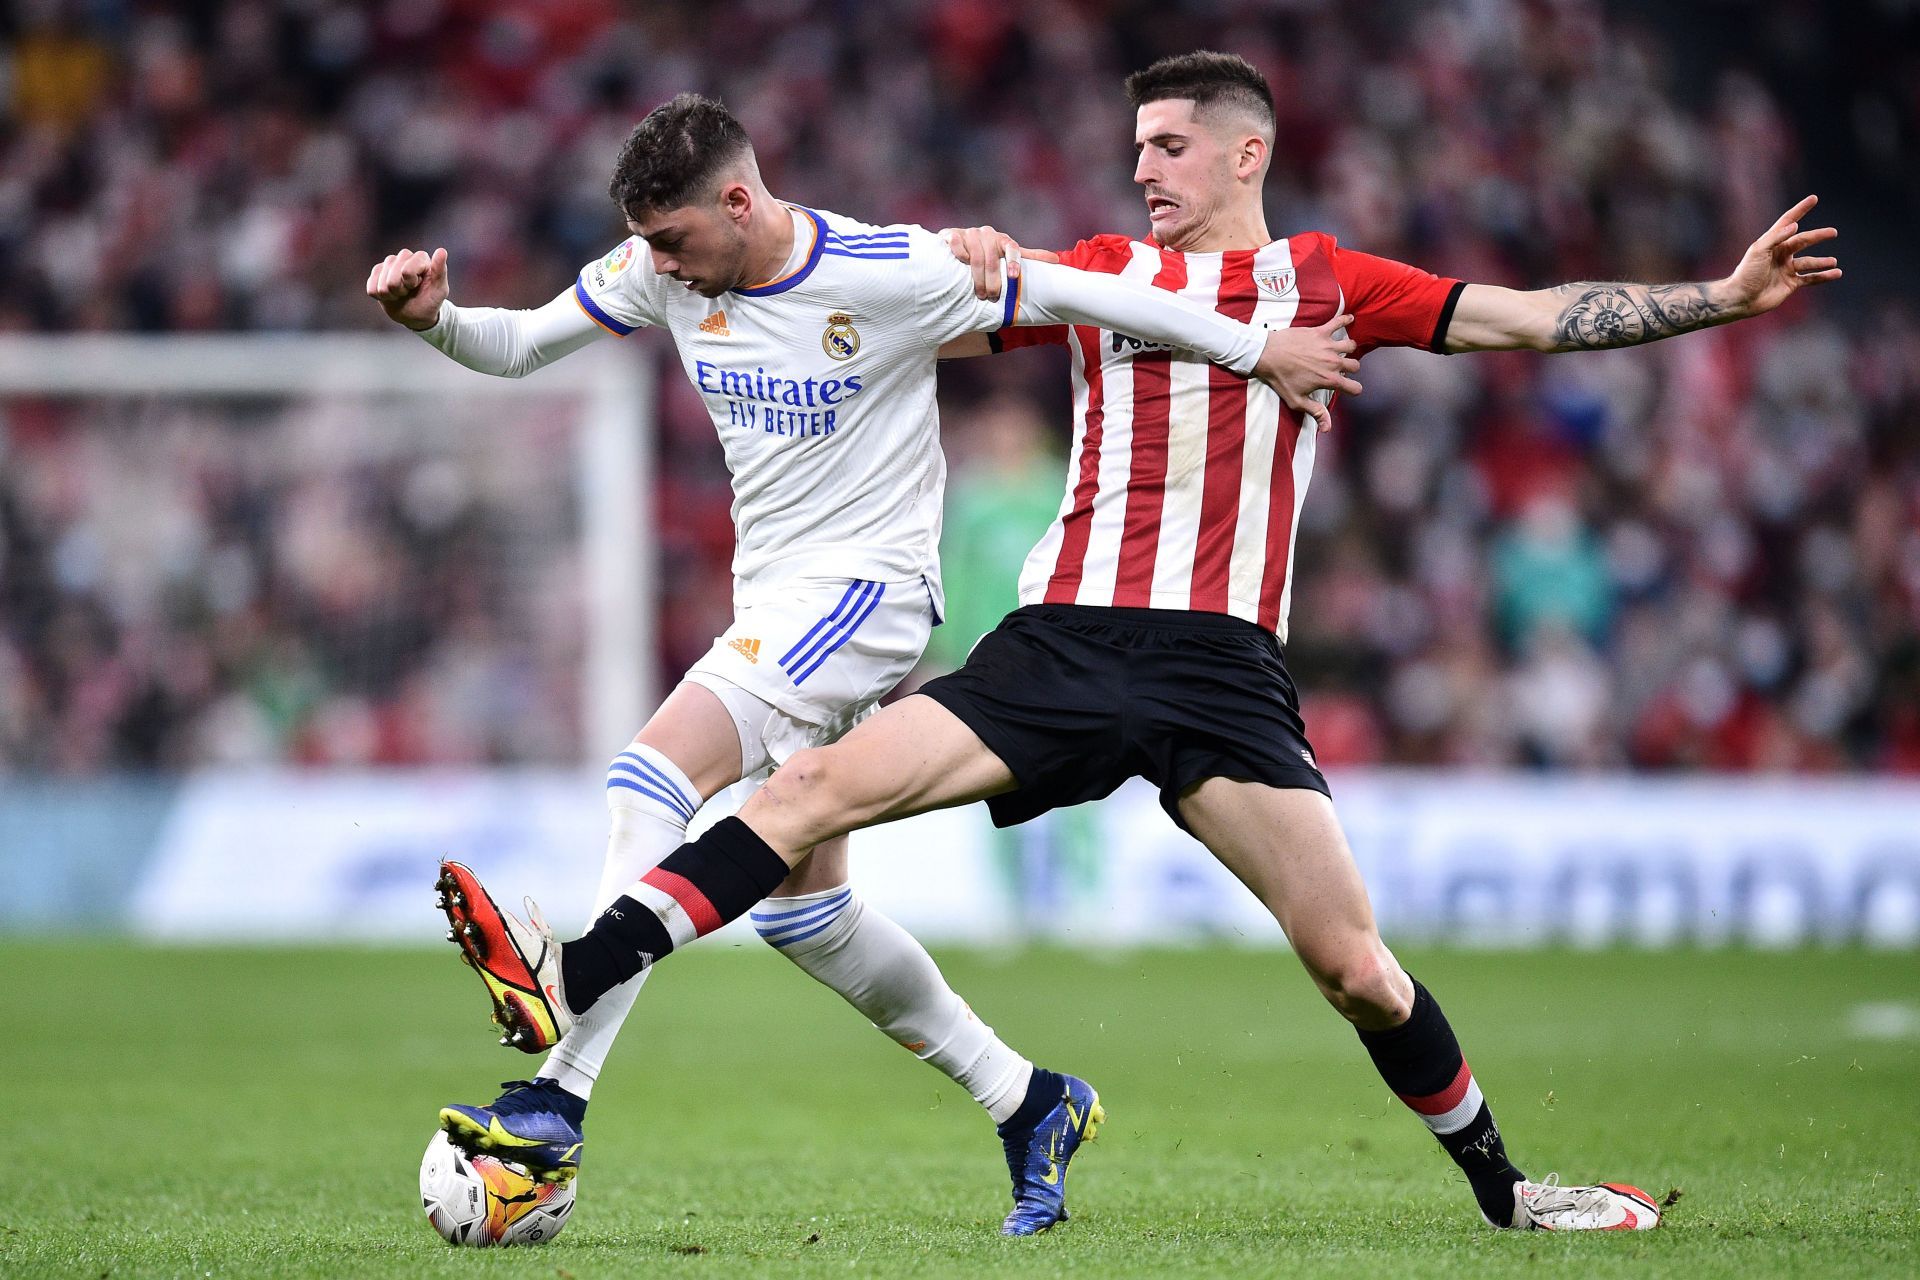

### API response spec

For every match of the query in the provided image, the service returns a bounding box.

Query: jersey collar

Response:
[735,206,826,297]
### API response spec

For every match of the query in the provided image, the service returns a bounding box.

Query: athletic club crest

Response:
[822,312,860,360]
[1254,267,1296,298]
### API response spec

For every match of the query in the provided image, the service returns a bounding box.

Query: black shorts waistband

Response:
[1013,603,1273,639]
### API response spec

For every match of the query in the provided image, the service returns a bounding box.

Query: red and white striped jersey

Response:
[994,232,1462,641]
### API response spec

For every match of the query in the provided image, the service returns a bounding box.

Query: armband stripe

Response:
[1429,280,1466,353]
[1000,270,1024,329]
[573,279,635,336]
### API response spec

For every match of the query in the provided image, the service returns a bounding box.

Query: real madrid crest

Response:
[822,312,860,361]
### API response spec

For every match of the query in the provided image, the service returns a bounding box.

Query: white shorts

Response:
[685,575,938,771]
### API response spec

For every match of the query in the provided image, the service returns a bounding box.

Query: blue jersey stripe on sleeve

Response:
[1000,270,1023,329]
[573,278,636,335]
[827,230,909,245]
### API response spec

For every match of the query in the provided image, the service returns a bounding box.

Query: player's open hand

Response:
[367,247,450,331]
[1721,195,1840,318]
[940,226,1061,301]
[1252,313,1362,433]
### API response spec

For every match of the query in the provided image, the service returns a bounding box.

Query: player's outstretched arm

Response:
[929,225,1360,426]
[367,245,606,378]
[1441,194,1841,354]
[1014,257,1363,429]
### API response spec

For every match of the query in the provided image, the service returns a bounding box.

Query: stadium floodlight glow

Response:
[0,334,656,760]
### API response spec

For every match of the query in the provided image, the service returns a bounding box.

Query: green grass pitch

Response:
[3,941,1915,1278]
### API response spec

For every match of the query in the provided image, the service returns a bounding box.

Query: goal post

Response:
[0,333,657,762]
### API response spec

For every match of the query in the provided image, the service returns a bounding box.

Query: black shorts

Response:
[918,604,1328,831]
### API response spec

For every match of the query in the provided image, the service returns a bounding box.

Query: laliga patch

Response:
[1255,267,1296,298]
[600,240,637,278]
[822,312,860,361]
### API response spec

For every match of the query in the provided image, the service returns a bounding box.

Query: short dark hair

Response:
[607,92,753,217]
[1125,50,1275,133]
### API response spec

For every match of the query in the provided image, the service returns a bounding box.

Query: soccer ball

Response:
[418,1130,575,1247]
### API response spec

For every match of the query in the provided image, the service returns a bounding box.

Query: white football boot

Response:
[1511,1174,1662,1230]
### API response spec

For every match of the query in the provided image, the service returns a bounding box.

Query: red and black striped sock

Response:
[1356,977,1525,1227]
[561,817,790,1010]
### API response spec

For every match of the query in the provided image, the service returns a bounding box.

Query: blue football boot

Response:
[439,1079,585,1184]
[998,1073,1105,1236]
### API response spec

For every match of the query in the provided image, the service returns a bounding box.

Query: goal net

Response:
[0,334,656,770]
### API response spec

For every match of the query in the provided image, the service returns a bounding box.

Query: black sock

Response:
[998,1067,1066,1134]
[560,817,790,1011]
[1356,977,1525,1226]
[558,908,669,1013]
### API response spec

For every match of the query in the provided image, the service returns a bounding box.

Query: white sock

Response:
[752,885,1035,1122]
[541,744,699,1099]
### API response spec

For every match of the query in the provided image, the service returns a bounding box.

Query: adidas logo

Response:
[699,310,730,336]
[728,637,761,663]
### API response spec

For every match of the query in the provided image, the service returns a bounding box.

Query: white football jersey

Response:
[573,205,1018,609]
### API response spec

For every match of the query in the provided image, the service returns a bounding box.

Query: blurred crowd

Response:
[1,0,1915,772]
[0,391,586,768]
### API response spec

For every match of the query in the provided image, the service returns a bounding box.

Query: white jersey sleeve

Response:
[903,227,1026,347]
[571,236,669,336]
[1012,258,1265,375]
[416,290,604,378]
[413,232,675,378]
[903,230,1263,374]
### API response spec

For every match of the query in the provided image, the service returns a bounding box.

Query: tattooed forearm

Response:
[1547,281,1731,352]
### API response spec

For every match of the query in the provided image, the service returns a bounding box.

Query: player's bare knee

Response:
[774,745,831,790]
[762,748,859,825]
[1312,947,1411,1027]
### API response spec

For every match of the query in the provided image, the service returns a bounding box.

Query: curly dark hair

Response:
[607,92,753,217]
[1124,50,1275,132]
